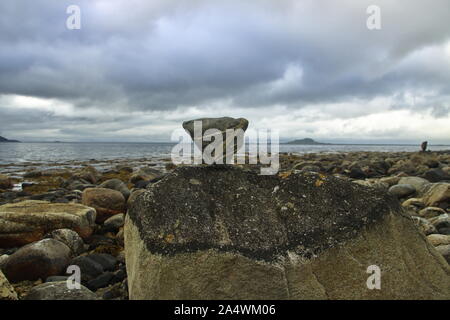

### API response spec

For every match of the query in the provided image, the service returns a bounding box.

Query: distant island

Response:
[0,136,20,143]
[284,138,331,145]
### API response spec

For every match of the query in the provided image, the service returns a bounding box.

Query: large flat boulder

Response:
[125,166,450,300]
[0,201,97,248]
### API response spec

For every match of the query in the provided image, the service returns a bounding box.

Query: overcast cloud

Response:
[0,0,449,143]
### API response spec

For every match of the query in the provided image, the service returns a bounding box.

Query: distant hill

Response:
[285,138,331,145]
[0,136,20,143]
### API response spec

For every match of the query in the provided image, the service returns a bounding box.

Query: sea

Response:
[1,142,449,166]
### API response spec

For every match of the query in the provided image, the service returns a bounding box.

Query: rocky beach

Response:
[0,146,449,300]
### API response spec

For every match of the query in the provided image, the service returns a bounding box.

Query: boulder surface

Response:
[125,166,450,300]
[0,270,17,300]
[2,239,71,282]
[24,281,98,300]
[82,188,125,223]
[0,200,96,248]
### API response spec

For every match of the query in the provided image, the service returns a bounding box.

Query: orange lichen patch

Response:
[279,171,292,179]
[315,173,327,187]
[315,179,324,187]
[164,234,175,243]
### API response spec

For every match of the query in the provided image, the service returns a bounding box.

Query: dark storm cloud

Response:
[0,0,449,141]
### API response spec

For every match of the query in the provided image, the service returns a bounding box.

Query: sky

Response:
[0,0,449,144]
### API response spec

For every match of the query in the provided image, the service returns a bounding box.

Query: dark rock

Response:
[112,267,127,283]
[438,227,450,235]
[134,180,150,189]
[115,165,133,173]
[87,253,117,271]
[369,160,390,176]
[17,191,31,197]
[23,171,42,178]
[102,214,125,233]
[424,168,450,182]
[87,272,115,290]
[388,184,416,198]
[0,192,17,201]
[85,235,117,251]
[70,256,104,284]
[2,239,71,282]
[29,190,66,202]
[430,214,450,230]
[349,167,367,179]
[45,276,69,283]
[99,179,131,200]
[100,280,128,300]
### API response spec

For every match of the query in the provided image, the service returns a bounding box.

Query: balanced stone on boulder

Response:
[0,200,96,248]
[182,117,249,163]
[125,166,450,300]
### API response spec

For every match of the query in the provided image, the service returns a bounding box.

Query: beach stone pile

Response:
[125,165,450,299]
[0,164,167,300]
[281,151,450,263]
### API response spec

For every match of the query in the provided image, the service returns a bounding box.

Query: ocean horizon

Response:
[1,141,449,167]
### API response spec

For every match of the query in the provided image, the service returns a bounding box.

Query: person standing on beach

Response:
[421,141,428,152]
